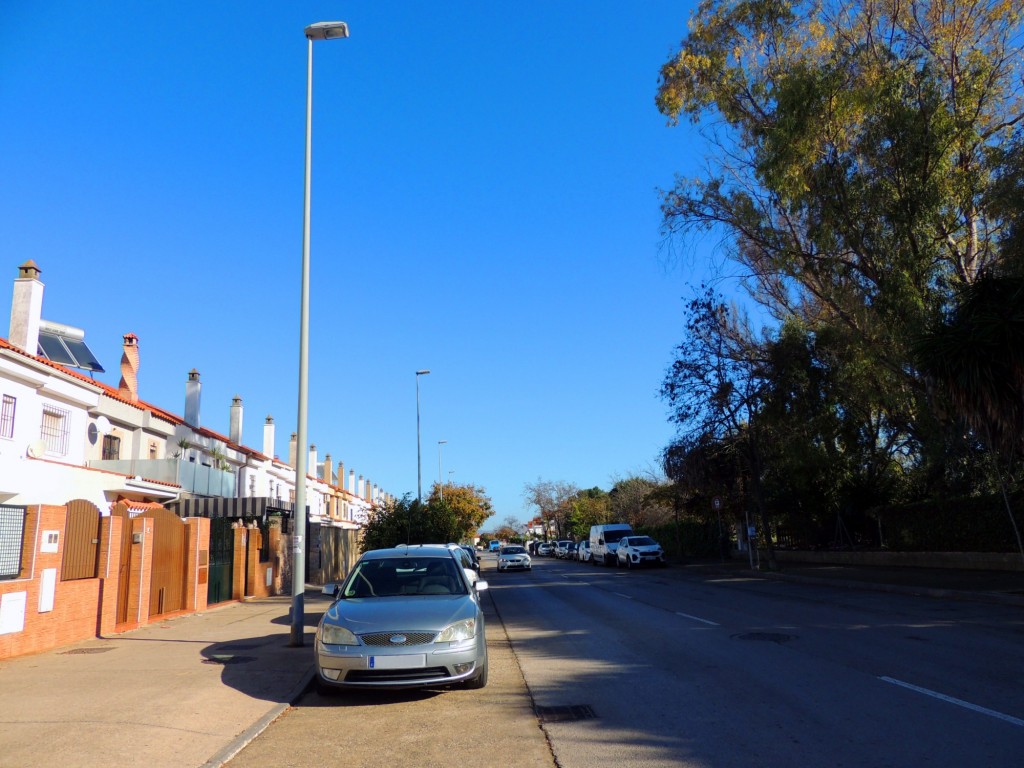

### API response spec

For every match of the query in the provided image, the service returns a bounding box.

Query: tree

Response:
[523,479,579,539]
[425,482,494,540]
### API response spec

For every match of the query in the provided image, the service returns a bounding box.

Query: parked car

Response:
[460,544,481,573]
[615,535,666,568]
[489,540,502,552]
[590,523,634,566]
[536,542,554,556]
[314,544,489,692]
[554,540,573,558]
[497,545,532,572]
[576,539,591,562]
[565,542,577,559]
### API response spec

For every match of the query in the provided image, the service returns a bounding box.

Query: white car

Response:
[497,545,532,572]
[615,535,666,568]
[576,539,591,562]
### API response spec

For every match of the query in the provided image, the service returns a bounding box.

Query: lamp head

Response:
[305,21,350,40]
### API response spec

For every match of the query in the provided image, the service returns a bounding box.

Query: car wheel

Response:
[464,660,488,689]
[626,556,632,569]
[314,674,338,697]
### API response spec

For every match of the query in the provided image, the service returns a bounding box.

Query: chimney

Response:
[9,260,44,355]
[263,416,275,457]
[348,469,355,494]
[324,454,334,485]
[229,396,243,444]
[288,433,297,468]
[337,462,344,489]
[358,474,364,498]
[184,369,201,426]
[309,444,318,478]
[118,333,140,403]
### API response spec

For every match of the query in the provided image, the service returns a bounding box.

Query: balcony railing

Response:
[87,458,236,497]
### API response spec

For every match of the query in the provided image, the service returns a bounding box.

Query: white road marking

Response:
[675,611,719,626]
[880,677,1024,727]
[613,592,633,600]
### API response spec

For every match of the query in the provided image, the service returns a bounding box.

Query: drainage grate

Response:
[733,632,795,644]
[203,655,256,665]
[60,647,115,655]
[535,704,597,723]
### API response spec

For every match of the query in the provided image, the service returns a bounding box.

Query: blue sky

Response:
[1,2,714,527]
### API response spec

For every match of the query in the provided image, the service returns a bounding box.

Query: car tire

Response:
[314,674,339,697]
[464,661,488,689]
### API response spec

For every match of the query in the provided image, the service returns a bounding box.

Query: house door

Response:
[207,517,234,605]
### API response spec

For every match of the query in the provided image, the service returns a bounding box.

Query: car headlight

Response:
[437,618,477,642]
[319,623,358,645]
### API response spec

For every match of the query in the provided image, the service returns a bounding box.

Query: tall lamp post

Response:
[437,440,447,500]
[291,19,349,649]
[416,370,430,502]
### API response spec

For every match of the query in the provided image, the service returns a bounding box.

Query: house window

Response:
[0,395,15,439]
[40,405,71,456]
[0,505,26,579]
[101,434,121,460]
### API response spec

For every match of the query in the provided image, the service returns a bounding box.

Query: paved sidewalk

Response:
[0,589,333,768]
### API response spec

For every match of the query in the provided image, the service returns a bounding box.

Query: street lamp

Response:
[416,370,430,503]
[437,440,447,500]
[290,19,349,649]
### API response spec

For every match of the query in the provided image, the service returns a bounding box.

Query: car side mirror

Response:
[322,582,340,597]
[598,538,604,545]
[475,580,489,592]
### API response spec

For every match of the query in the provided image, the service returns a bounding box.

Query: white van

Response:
[589,523,633,566]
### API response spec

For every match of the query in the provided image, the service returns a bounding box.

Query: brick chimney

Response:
[288,432,297,468]
[323,453,334,485]
[9,260,43,355]
[229,396,243,444]
[118,333,140,403]
[263,416,275,458]
[184,369,201,426]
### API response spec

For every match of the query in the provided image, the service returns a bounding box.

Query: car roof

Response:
[363,545,458,560]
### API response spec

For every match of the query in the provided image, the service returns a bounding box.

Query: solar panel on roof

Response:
[37,330,105,373]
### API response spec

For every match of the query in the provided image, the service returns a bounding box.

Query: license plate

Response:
[368,654,427,670]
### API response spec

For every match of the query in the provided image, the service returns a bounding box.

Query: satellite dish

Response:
[95,416,112,435]
[27,440,47,458]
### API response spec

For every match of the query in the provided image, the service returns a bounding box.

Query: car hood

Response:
[630,544,662,552]
[322,595,478,634]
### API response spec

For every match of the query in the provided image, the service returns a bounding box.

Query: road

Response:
[227,553,1024,767]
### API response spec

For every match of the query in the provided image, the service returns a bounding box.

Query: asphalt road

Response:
[228,554,1024,767]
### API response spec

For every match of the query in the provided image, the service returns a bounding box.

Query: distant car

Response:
[460,545,481,573]
[315,544,489,692]
[489,540,501,552]
[497,545,532,572]
[565,542,577,559]
[536,542,554,556]
[554,540,573,558]
[576,539,591,562]
[616,535,666,568]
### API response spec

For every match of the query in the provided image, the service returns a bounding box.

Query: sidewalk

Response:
[2,564,1022,768]
[0,589,333,768]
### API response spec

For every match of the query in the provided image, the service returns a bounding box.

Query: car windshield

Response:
[605,530,629,543]
[340,557,466,598]
[501,546,526,555]
[630,536,657,546]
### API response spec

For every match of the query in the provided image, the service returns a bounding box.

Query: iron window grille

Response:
[101,434,121,461]
[0,505,26,579]
[40,404,71,456]
[0,395,15,439]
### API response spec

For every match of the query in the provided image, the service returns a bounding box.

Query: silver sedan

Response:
[315,545,489,692]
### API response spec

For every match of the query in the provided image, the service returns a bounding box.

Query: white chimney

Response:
[348,469,355,494]
[309,444,318,478]
[229,396,243,444]
[263,415,275,457]
[184,369,201,426]
[9,260,44,355]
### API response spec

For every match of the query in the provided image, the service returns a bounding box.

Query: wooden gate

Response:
[141,508,187,618]
[62,499,101,580]
[207,517,234,605]
[111,504,133,625]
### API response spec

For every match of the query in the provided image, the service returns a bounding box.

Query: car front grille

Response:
[360,631,436,647]
[345,666,451,683]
